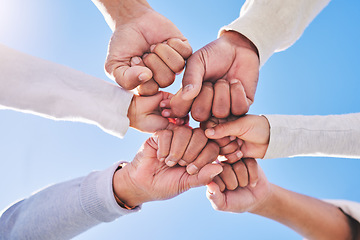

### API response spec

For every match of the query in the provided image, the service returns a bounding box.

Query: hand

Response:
[170,31,259,118]
[112,130,223,207]
[207,163,271,213]
[99,1,192,95]
[201,117,243,163]
[128,91,188,133]
[213,158,259,191]
[204,115,270,159]
[156,125,219,175]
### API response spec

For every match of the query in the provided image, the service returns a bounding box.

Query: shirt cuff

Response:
[79,161,141,223]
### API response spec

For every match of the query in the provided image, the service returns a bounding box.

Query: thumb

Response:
[205,119,244,140]
[188,164,223,189]
[180,52,205,101]
[113,65,153,90]
[206,182,226,211]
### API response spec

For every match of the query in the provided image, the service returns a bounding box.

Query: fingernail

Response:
[160,102,166,108]
[251,182,257,188]
[236,151,243,159]
[138,73,150,81]
[206,129,215,136]
[159,158,165,162]
[230,79,239,85]
[166,160,177,167]
[150,45,156,52]
[187,164,198,175]
[162,110,170,117]
[178,160,187,166]
[131,56,141,65]
[229,136,236,141]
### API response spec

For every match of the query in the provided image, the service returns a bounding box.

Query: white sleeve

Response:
[0,44,133,138]
[0,162,140,240]
[219,0,330,67]
[263,113,360,159]
[324,199,360,224]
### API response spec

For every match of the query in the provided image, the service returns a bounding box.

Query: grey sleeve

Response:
[263,113,360,159]
[0,162,140,240]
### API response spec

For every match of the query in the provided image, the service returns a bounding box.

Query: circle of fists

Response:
[106,8,261,193]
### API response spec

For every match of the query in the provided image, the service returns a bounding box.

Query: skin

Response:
[93,0,192,95]
[170,30,259,118]
[112,128,223,208]
[128,91,188,133]
[204,115,271,159]
[156,125,220,175]
[207,165,359,240]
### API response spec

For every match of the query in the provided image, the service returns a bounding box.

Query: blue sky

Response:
[0,0,359,239]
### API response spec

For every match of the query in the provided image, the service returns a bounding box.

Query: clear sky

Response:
[0,0,359,239]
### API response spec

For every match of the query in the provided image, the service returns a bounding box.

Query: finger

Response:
[165,126,192,167]
[230,79,248,115]
[205,118,244,139]
[137,80,159,96]
[206,181,226,211]
[224,150,243,164]
[219,140,239,155]
[191,82,214,122]
[143,53,175,88]
[179,51,206,101]
[186,141,219,175]
[212,79,231,119]
[219,163,238,191]
[181,128,208,166]
[157,130,173,161]
[199,117,219,131]
[243,158,259,188]
[188,163,223,188]
[167,38,193,59]
[212,176,226,192]
[113,65,153,90]
[232,160,249,188]
[131,56,159,96]
[213,137,231,148]
[169,88,193,117]
[152,43,185,73]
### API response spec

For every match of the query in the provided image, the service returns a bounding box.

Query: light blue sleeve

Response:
[0,162,140,240]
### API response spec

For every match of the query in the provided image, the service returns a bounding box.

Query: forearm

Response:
[92,0,151,30]
[0,163,138,240]
[252,184,353,240]
[0,44,133,138]
[263,113,360,159]
[220,0,330,67]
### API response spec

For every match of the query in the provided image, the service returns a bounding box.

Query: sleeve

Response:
[0,162,140,240]
[263,113,360,159]
[0,44,133,138]
[324,199,360,224]
[219,0,331,67]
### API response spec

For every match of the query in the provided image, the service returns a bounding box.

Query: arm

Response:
[207,166,359,240]
[92,0,192,95]
[221,0,331,67]
[0,162,138,240]
[0,44,179,137]
[204,113,360,159]
[0,126,222,239]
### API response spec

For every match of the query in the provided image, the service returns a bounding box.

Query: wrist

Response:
[221,30,259,58]
[112,163,144,208]
[93,0,152,30]
[249,183,277,215]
